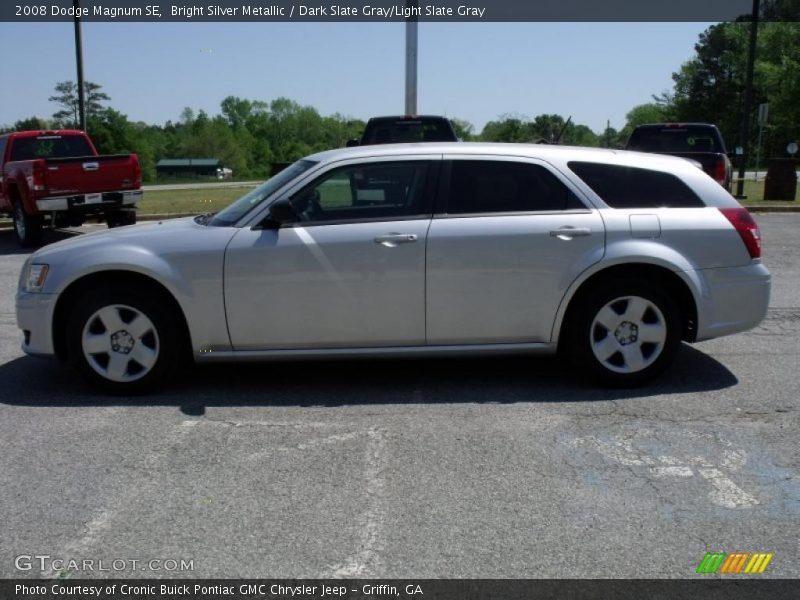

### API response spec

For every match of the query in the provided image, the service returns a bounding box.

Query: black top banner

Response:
[3,0,798,23]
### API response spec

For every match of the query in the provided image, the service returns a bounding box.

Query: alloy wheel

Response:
[81,304,160,383]
[589,295,667,374]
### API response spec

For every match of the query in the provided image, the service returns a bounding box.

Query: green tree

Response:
[761,0,800,20]
[663,21,800,160]
[479,115,531,142]
[624,103,667,128]
[478,113,602,146]
[49,81,111,127]
[617,103,668,145]
[450,118,475,141]
[13,116,54,131]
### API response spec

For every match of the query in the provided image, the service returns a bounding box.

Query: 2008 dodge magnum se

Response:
[16,143,770,392]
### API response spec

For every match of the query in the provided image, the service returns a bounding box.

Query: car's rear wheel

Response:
[567,280,681,386]
[13,201,43,247]
[65,285,181,393]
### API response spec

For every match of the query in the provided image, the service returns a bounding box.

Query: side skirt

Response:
[195,342,557,363]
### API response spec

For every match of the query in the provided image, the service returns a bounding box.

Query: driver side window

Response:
[290,161,430,223]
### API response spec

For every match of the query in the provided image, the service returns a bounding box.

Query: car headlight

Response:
[24,264,49,292]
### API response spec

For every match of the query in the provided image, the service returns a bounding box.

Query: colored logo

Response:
[696,552,773,574]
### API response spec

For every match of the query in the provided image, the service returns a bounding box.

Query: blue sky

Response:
[0,22,713,133]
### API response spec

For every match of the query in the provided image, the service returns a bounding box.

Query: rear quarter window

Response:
[567,162,704,209]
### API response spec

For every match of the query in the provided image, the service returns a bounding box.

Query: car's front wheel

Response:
[65,285,182,393]
[567,280,681,386]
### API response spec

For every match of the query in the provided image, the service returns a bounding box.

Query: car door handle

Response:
[549,227,592,239]
[374,233,418,247]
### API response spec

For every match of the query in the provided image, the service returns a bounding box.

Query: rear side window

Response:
[447,160,585,214]
[10,135,94,161]
[0,137,7,162]
[568,162,704,208]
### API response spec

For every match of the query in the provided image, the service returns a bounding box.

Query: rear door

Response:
[426,156,605,345]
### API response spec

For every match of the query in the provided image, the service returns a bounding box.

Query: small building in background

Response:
[156,158,227,180]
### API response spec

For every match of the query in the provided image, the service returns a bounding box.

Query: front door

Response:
[224,159,436,350]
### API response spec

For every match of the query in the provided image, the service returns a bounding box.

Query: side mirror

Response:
[345,139,360,147]
[266,198,297,226]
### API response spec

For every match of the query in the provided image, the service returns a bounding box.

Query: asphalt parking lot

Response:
[0,215,797,579]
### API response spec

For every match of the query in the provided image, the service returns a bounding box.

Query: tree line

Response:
[2,20,797,181]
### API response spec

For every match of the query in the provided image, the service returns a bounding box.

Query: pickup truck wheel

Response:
[13,202,43,247]
[65,286,180,393]
[107,210,137,228]
[567,280,681,387]
[106,210,136,229]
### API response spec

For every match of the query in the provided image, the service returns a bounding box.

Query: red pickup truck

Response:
[0,130,141,246]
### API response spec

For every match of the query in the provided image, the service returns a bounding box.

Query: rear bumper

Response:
[36,189,142,212]
[16,291,57,356]
[694,262,771,341]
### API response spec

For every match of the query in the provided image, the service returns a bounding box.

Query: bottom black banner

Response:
[1,579,797,600]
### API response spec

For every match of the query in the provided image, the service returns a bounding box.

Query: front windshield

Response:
[208,159,317,226]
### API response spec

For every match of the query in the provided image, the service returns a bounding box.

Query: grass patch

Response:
[735,180,797,206]
[146,177,260,186]
[138,186,256,214]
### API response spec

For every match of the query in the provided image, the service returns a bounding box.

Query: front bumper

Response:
[36,189,142,212]
[694,262,771,341]
[16,291,57,356]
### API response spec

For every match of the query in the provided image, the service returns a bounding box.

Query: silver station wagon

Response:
[17,143,770,392]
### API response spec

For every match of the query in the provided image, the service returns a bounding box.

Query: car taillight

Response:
[132,155,142,188]
[32,160,46,191]
[713,157,727,185]
[719,207,761,259]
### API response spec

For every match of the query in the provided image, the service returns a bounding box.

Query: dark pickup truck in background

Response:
[625,123,733,191]
[0,130,141,246]
[347,115,459,146]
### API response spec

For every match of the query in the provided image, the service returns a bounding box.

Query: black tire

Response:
[65,284,184,394]
[122,210,137,226]
[13,201,43,247]
[106,210,136,228]
[565,279,682,387]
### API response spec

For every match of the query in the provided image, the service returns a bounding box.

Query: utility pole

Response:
[735,0,760,199]
[73,0,86,131]
[404,0,418,115]
[756,103,768,180]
